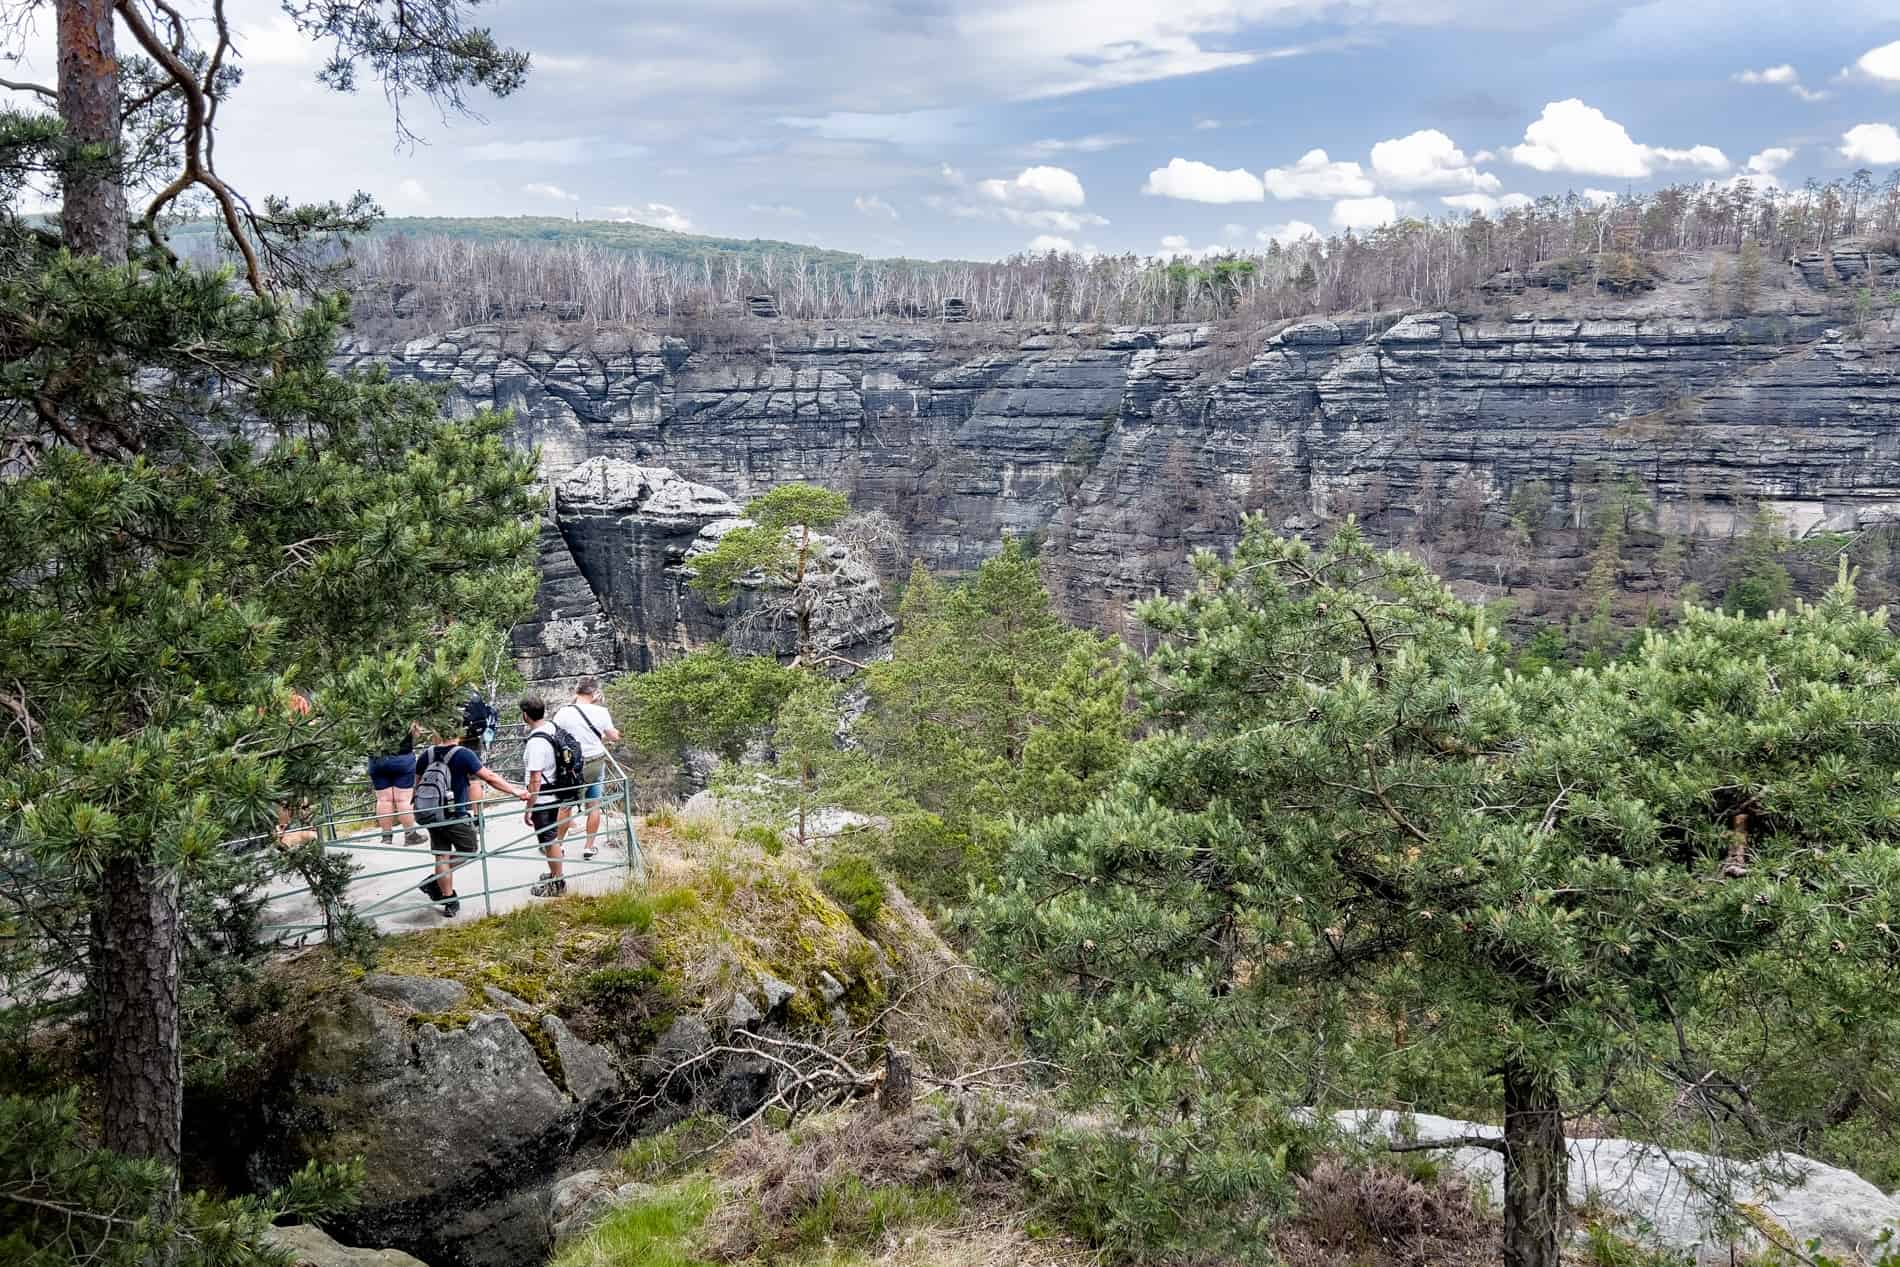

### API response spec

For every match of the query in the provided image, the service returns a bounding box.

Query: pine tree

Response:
[687,483,858,665]
[857,539,1128,887]
[972,522,1900,1267]
[0,3,532,1258]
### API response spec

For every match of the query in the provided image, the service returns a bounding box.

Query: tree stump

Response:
[878,1048,913,1115]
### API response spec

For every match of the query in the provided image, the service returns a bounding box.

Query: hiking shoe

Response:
[417,875,443,902]
[404,829,429,847]
[582,847,596,861]
[530,875,568,898]
[379,832,393,848]
[440,898,460,918]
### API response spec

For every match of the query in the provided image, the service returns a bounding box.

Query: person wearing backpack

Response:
[553,677,622,861]
[520,695,584,898]
[411,719,530,918]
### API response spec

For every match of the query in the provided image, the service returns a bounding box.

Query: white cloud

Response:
[466,137,645,164]
[1021,134,1131,157]
[1142,157,1266,203]
[1507,99,1728,179]
[605,202,693,232]
[748,203,807,218]
[977,165,1087,207]
[394,177,430,207]
[854,194,901,219]
[1222,222,1249,239]
[1257,220,1321,246]
[1841,124,1900,165]
[1583,188,1619,206]
[1852,40,1900,82]
[1733,63,1829,101]
[1369,129,1500,192]
[939,165,1106,231]
[1157,234,1225,260]
[1332,196,1398,231]
[1440,191,1531,215]
[777,108,964,144]
[522,182,579,201]
[1263,148,1375,200]
[998,207,1108,232]
[1194,119,1223,130]
[1027,234,1076,253]
[1748,147,1795,174]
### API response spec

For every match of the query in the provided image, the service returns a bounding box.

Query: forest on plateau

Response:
[218,173,1900,334]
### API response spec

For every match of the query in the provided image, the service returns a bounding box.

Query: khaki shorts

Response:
[581,755,607,806]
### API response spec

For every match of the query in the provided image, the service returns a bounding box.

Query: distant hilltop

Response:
[158,213,962,272]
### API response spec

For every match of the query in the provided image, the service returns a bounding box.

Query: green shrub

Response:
[576,967,674,1047]
[579,966,669,1011]
[818,854,887,932]
[736,823,784,856]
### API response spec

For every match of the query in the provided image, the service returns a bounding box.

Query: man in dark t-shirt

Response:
[415,729,528,918]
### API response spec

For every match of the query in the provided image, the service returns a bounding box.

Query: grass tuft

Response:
[552,1178,718,1267]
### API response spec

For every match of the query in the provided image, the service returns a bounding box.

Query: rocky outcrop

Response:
[1792,236,1900,290]
[246,979,615,1267]
[338,278,1900,679]
[552,456,891,668]
[1338,1110,1900,1265]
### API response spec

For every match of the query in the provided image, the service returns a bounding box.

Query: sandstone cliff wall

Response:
[337,244,1900,680]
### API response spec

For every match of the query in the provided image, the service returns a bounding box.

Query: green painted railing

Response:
[257,762,644,944]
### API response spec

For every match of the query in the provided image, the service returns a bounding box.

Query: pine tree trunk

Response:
[55,0,127,264]
[92,855,182,1175]
[1501,1062,1567,1267]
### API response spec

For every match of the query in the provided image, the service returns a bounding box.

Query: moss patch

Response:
[647,854,886,1025]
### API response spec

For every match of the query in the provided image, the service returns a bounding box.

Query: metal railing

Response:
[255,756,644,945]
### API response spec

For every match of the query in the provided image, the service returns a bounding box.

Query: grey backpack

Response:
[413,745,457,826]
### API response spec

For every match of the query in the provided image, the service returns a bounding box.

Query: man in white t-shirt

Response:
[553,677,622,861]
[519,695,571,897]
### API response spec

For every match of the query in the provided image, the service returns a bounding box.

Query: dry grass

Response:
[1274,1158,1498,1267]
[701,1098,1067,1265]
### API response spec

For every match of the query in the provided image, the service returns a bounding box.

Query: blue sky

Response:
[5,0,1900,259]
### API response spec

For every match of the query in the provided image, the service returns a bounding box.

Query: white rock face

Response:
[1335,1110,1900,1265]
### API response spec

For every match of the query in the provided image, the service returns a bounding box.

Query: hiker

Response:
[412,721,529,919]
[273,688,320,849]
[553,677,622,861]
[520,695,584,897]
[369,720,426,847]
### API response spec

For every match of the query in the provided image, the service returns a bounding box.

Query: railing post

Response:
[621,772,642,889]
[478,802,493,919]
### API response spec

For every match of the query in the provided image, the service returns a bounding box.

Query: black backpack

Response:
[532,727,586,802]
[413,745,459,825]
[462,694,499,750]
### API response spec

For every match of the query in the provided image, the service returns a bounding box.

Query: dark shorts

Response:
[368,753,417,791]
[427,817,479,857]
[530,805,566,847]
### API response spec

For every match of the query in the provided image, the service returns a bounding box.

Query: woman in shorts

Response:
[369,721,426,847]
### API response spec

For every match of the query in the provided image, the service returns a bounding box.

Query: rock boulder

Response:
[1337,1110,1900,1265]
[265,1224,432,1267]
[249,986,577,1267]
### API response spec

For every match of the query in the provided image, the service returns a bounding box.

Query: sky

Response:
[3,0,1900,261]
